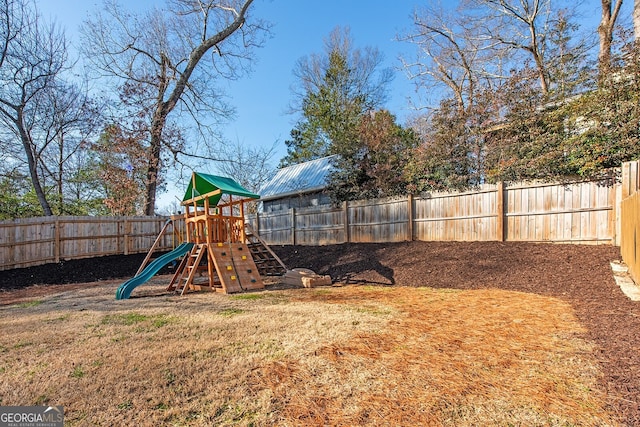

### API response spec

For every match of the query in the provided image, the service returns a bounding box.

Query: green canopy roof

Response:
[182,172,260,207]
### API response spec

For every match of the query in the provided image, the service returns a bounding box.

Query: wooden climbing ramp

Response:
[208,242,264,293]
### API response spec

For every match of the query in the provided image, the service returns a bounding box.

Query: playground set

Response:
[115,172,287,299]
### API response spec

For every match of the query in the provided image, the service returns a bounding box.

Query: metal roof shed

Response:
[259,155,336,212]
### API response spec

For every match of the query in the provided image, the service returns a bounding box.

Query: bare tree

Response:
[403,1,592,108]
[598,0,624,72]
[215,139,277,196]
[476,0,554,94]
[81,0,269,215]
[214,139,277,213]
[0,0,70,215]
[399,4,498,114]
[38,82,103,214]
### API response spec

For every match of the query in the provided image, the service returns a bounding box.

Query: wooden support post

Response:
[228,194,233,242]
[611,182,619,246]
[239,199,246,242]
[291,208,296,245]
[407,194,414,242]
[343,201,350,243]
[204,197,211,245]
[622,161,631,200]
[54,219,61,263]
[124,218,130,255]
[136,218,174,276]
[636,160,640,194]
[496,182,505,241]
[621,160,640,199]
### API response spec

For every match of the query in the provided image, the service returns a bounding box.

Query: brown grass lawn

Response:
[0,277,618,426]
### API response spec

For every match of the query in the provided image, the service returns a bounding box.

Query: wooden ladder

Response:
[244,224,287,276]
[168,244,208,295]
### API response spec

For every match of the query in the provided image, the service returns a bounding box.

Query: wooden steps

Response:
[245,224,287,276]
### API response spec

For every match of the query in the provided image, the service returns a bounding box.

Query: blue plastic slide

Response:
[115,242,194,300]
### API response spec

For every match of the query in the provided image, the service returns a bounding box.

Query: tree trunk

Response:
[18,112,53,216]
[598,0,623,74]
[57,133,64,214]
[143,140,161,216]
[635,0,640,40]
[143,114,164,216]
[130,0,255,215]
[528,22,548,94]
[533,50,548,94]
[599,0,613,72]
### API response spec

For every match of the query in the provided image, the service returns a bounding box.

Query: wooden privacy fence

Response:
[0,216,180,271]
[2,167,638,274]
[620,160,640,285]
[247,179,618,246]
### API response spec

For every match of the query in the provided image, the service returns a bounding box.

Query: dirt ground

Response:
[1,240,639,424]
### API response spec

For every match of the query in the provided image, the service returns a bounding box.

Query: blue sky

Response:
[224,0,420,149]
[35,0,619,210]
[37,0,420,209]
[37,0,419,156]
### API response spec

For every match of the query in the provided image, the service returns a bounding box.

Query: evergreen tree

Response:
[328,110,419,202]
[281,27,392,166]
[405,99,482,193]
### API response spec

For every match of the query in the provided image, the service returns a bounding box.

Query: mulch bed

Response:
[0,252,172,303]
[1,240,638,424]
[272,241,639,425]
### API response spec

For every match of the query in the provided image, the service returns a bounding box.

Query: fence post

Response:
[496,182,505,241]
[54,218,61,263]
[255,212,260,237]
[123,218,130,255]
[343,201,350,243]
[622,162,631,199]
[291,208,296,245]
[407,194,414,241]
[610,183,619,246]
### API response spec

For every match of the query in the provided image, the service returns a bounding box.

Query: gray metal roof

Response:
[260,155,336,201]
